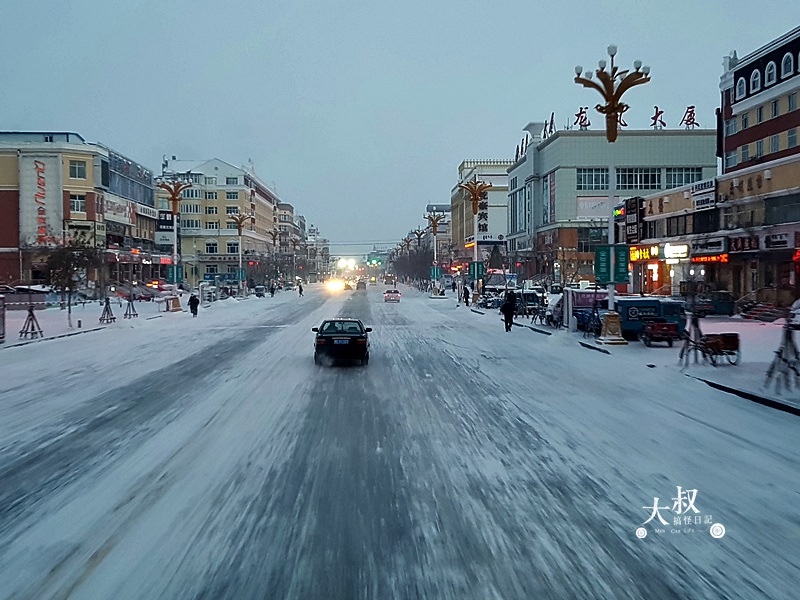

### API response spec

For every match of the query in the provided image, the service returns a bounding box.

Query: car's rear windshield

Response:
[386,290,399,294]
[321,321,363,333]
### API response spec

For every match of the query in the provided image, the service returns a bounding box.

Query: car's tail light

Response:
[316,338,327,344]
[355,338,367,344]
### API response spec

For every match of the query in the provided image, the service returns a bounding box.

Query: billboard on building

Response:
[18,154,64,247]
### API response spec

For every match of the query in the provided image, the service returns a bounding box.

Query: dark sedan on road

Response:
[312,318,372,365]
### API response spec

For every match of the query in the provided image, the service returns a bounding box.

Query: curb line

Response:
[579,341,611,355]
[3,326,107,348]
[684,374,800,417]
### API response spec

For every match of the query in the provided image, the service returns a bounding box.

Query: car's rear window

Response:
[386,289,399,294]
[322,321,363,333]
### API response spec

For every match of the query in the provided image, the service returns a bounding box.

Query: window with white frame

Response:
[724,151,737,169]
[741,144,750,162]
[665,168,702,189]
[789,128,797,149]
[227,241,239,254]
[180,203,201,213]
[770,135,779,153]
[205,241,218,254]
[741,112,749,129]
[756,105,764,123]
[69,193,86,212]
[226,176,239,185]
[782,53,794,78]
[576,168,609,190]
[207,221,219,229]
[205,206,218,215]
[181,188,201,199]
[226,206,239,215]
[69,160,87,179]
[725,118,737,136]
[189,173,202,183]
[771,99,780,118]
[205,264,218,274]
[205,191,217,200]
[736,78,746,100]
[756,140,763,158]
[226,191,238,200]
[790,92,797,112]
[765,62,777,86]
[204,177,217,185]
[227,265,238,274]
[616,168,661,190]
[226,221,237,230]
[181,219,201,229]
[750,70,761,93]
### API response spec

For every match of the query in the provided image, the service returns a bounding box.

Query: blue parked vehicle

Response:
[614,297,686,340]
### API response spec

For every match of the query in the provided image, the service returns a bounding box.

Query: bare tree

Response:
[45,242,101,328]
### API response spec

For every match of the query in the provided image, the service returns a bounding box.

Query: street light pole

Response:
[457,179,492,263]
[575,44,649,339]
[157,180,193,289]
[231,212,251,295]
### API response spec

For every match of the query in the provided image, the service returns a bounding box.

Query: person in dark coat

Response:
[188,294,200,317]
[463,284,470,307]
[298,283,304,297]
[500,290,517,332]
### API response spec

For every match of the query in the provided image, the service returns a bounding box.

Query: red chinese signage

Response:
[691,254,728,263]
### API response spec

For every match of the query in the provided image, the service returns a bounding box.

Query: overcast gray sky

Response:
[1,0,798,256]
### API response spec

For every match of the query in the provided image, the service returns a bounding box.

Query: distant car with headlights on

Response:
[384,289,401,302]
[312,318,371,365]
[355,280,367,290]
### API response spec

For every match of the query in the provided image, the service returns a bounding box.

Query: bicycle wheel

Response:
[706,349,718,366]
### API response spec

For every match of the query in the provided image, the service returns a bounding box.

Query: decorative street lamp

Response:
[230,211,252,294]
[457,179,492,263]
[157,179,193,287]
[424,211,446,266]
[574,44,650,340]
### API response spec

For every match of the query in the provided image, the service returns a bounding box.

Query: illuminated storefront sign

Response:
[663,243,689,259]
[629,245,661,262]
[691,254,729,263]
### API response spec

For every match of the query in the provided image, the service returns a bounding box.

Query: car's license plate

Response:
[334,339,349,345]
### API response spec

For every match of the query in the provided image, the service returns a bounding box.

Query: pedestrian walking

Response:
[463,285,471,307]
[188,293,200,317]
[500,289,517,332]
[451,280,457,293]
[298,283,304,297]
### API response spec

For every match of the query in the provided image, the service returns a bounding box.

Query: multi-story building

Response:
[450,159,513,271]
[157,158,278,288]
[0,131,158,288]
[708,25,800,304]
[719,25,800,173]
[506,127,717,284]
[305,224,330,282]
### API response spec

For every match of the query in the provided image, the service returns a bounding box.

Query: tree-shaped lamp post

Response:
[230,211,251,295]
[457,180,492,263]
[157,180,193,288]
[574,44,649,341]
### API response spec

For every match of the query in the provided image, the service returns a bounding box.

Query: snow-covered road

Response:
[0,285,798,599]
